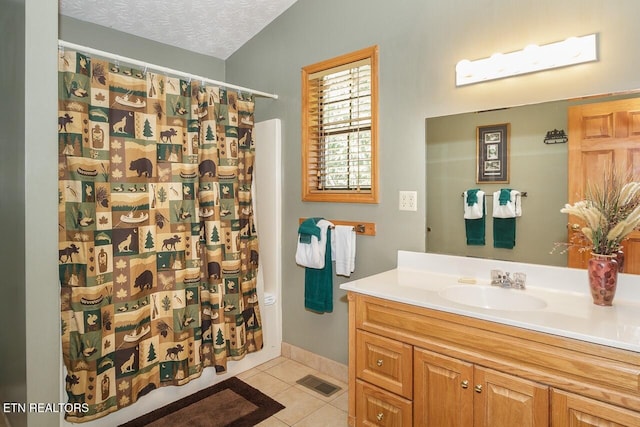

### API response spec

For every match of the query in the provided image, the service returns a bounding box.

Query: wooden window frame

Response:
[301,46,379,203]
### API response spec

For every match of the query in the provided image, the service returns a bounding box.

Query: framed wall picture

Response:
[476,123,510,183]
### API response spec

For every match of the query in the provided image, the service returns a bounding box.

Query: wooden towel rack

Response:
[298,218,376,236]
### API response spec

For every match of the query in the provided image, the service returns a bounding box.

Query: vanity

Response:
[340,251,640,426]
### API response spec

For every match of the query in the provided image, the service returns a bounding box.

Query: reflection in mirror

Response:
[426,92,640,267]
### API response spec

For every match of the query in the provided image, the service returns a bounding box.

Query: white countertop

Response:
[340,251,640,353]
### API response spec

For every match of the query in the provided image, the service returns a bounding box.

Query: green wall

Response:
[226,0,640,365]
[0,1,27,425]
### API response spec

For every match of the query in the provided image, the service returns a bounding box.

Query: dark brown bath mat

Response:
[118,376,284,427]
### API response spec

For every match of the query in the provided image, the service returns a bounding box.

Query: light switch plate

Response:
[399,191,417,211]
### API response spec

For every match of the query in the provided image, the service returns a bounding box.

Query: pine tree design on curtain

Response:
[58,50,262,423]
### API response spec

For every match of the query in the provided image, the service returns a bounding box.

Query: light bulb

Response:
[456,59,473,78]
[490,53,507,74]
[564,36,583,58]
[523,44,541,65]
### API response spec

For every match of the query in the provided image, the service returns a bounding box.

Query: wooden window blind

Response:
[302,46,379,203]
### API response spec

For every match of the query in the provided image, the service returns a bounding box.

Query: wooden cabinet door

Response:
[551,389,640,427]
[474,366,549,427]
[567,97,640,273]
[413,347,473,427]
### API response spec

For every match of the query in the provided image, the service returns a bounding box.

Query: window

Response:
[302,46,378,203]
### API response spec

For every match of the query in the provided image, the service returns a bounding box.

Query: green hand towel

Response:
[498,188,512,205]
[494,217,516,249]
[305,226,333,313]
[298,217,322,244]
[466,188,480,206]
[465,201,485,246]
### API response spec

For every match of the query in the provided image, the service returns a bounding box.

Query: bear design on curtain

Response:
[58,49,262,423]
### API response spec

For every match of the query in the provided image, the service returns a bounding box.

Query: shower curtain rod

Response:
[58,40,279,100]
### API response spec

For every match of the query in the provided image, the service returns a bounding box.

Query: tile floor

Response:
[238,356,349,427]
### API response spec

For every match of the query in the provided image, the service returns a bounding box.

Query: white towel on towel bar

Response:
[331,225,356,277]
[295,219,333,269]
[492,190,522,218]
[463,190,485,219]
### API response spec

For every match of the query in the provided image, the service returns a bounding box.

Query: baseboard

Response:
[281,342,348,384]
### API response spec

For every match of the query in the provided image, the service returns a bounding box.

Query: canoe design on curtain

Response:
[57,50,262,423]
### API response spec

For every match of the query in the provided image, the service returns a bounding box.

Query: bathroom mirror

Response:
[426,91,640,267]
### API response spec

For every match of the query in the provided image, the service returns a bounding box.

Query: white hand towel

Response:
[463,190,485,219]
[513,191,522,217]
[295,220,334,268]
[492,190,522,218]
[331,225,356,277]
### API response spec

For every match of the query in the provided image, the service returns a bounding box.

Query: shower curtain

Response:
[58,49,262,422]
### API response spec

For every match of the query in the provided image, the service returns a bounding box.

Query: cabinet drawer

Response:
[356,379,412,427]
[356,329,413,399]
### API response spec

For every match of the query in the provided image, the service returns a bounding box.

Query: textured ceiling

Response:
[59,0,299,59]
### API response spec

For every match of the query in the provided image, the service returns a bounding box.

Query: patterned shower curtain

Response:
[58,49,262,422]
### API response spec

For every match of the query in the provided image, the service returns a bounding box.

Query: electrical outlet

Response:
[399,191,418,211]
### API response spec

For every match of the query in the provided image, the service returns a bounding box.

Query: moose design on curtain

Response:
[57,50,263,422]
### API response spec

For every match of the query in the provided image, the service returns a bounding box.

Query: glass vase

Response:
[587,253,618,306]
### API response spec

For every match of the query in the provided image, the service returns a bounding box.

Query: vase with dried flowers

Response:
[559,167,640,305]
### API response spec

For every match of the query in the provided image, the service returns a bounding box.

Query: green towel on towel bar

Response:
[494,217,516,249]
[298,217,322,244]
[304,225,333,313]
[465,200,485,246]
[466,188,480,206]
[498,188,512,205]
[493,188,517,249]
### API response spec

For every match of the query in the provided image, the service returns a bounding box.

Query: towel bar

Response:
[298,218,376,236]
[334,224,366,234]
[461,191,527,197]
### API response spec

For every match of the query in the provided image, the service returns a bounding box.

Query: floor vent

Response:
[296,374,341,397]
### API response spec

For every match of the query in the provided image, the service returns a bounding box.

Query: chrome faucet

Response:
[491,270,526,289]
[501,272,514,288]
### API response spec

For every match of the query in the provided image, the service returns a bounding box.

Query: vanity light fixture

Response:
[455,33,598,86]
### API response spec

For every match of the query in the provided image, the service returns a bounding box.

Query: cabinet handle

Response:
[376,412,384,421]
[461,380,469,389]
[474,384,483,393]
[376,359,384,367]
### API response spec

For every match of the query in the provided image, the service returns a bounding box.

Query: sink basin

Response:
[438,285,547,311]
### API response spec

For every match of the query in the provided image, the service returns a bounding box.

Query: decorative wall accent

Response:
[58,49,262,422]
